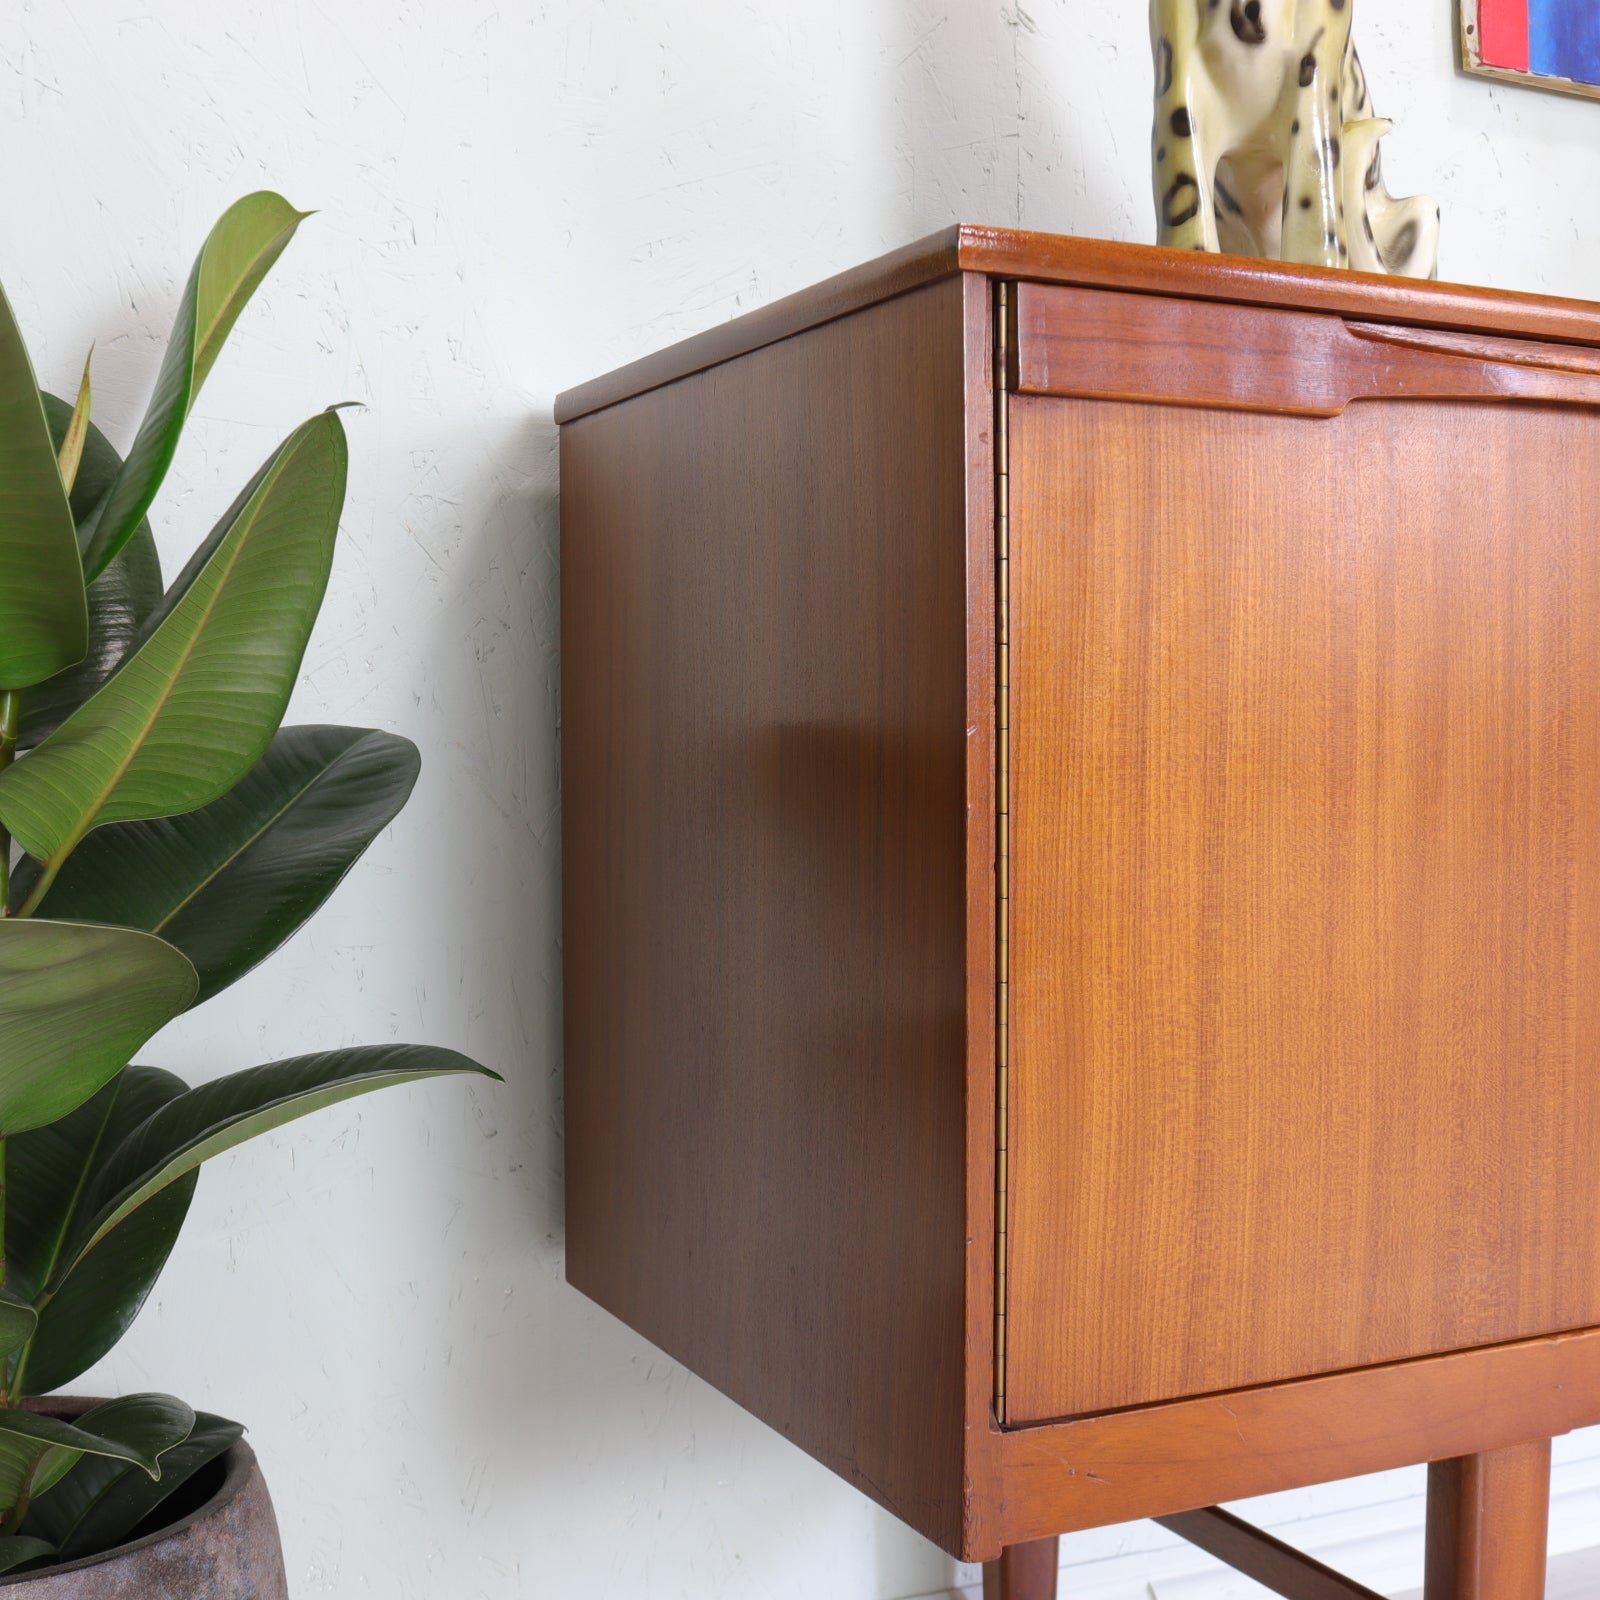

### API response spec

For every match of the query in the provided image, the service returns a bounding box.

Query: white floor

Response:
[1400,1547,1600,1600]
[938,1545,1600,1600]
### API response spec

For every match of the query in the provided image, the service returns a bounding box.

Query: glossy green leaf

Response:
[0,282,88,687]
[58,1046,499,1283]
[0,1396,193,1524]
[55,351,92,496]
[6,1068,190,1303]
[18,1188,193,1403]
[25,1398,193,1506]
[80,193,308,579]
[22,1410,239,1562]
[29,726,419,1004]
[126,445,283,652]
[22,397,164,750]
[6,1068,196,1398]
[0,1298,37,1367]
[0,411,348,874]
[0,922,197,1138]
[43,393,157,542]
[0,1534,54,1573]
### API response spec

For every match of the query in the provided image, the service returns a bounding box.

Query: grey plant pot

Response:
[0,1401,287,1598]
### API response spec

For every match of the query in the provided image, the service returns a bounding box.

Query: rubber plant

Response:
[0,193,498,1575]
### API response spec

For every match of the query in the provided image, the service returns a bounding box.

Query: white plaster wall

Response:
[0,2,1597,1596]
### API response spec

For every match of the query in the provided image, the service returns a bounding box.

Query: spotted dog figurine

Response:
[1151,0,1439,277]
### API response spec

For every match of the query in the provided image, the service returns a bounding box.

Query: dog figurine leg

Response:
[1151,0,1221,251]
[1280,1,1353,267]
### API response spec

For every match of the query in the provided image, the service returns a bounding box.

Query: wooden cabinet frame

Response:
[559,230,1600,1597]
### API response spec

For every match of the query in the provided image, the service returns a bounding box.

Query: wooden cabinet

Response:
[559,229,1600,1595]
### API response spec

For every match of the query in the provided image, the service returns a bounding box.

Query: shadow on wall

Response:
[410,405,565,1476]
[464,4,1151,1596]
[413,411,887,1594]
[423,406,562,1224]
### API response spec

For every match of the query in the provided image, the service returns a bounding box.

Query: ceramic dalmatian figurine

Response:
[1151,0,1439,278]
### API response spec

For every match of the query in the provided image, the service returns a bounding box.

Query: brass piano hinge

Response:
[993,280,1012,1425]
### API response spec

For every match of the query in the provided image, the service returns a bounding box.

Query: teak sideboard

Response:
[558,228,1600,1599]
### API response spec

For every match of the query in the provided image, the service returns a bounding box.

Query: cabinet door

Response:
[1006,373,1600,1425]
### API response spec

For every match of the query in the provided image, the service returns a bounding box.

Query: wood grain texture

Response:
[981,1537,1059,1600]
[1012,283,1600,416]
[552,227,963,422]
[960,228,1600,349]
[562,277,974,1551]
[960,272,1001,1460]
[1006,388,1600,1423]
[978,1326,1600,1551]
[1156,1508,1386,1600]
[1425,1440,1552,1600]
[555,227,1600,424]
[563,233,1600,1568]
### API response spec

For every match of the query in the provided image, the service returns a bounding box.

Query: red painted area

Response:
[1478,0,1531,71]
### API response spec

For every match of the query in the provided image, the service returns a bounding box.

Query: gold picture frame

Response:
[1459,0,1600,102]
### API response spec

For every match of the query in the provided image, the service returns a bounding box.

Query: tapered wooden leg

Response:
[1424,1438,1550,1600]
[981,1537,1058,1600]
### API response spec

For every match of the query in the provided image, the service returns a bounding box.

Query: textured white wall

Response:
[0,2,1596,1597]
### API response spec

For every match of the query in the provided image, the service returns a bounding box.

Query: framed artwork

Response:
[1461,0,1600,99]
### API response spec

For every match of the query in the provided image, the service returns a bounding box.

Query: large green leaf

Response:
[0,923,197,1139]
[0,1396,193,1524]
[0,1299,36,1368]
[27,726,419,1003]
[0,283,88,688]
[17,1186,193,1402]
[79,194,308,580]
[22,397,164,750]
[124,446,282,650]
[57,1046,499,1283]
[0,1534,54,1573]
[22,1410,239,1562]
[6,1068,188,1304]
[6,1068,196,1398]
[0,410,348,875]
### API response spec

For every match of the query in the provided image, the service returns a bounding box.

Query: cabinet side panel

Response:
[561,278,972,1549]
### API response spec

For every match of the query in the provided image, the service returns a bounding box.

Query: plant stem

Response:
[7,1463,34,1534]
[12,863,54,921]
[0,691,16,917]
[0,1165,9,1412]
[0,694,11,1400]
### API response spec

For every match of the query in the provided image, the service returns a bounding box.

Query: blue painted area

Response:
[1529,0,1600,85]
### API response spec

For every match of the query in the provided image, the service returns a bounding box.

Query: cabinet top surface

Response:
[554,224,1600,424]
